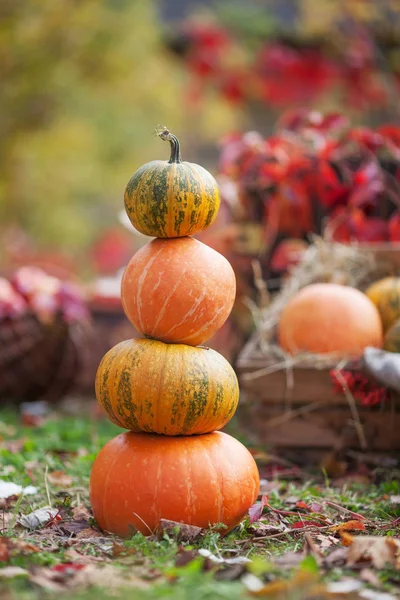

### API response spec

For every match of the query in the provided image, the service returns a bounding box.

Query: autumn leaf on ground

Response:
[345,535,400,569]
[48,471,73,487]
[248,495,268,524]
[158,519,203,542]
[18,507,61,530]
[329,520,367,533]
[0,537,41,563]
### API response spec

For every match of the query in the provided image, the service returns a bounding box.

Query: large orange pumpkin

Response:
[121,237,236,346]
[278,283,383,355]
[95,338,239,435]
[90,431,259,537]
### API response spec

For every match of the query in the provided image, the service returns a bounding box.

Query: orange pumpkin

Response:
[90,431,260,536]
[121,237,236,346]
[95,338,239,435]
[278,283,383,355]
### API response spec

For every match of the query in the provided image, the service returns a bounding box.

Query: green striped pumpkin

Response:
[124,128,220,238]
[95,338,239,435]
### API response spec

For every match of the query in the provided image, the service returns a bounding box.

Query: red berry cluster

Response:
[330,369,388,407]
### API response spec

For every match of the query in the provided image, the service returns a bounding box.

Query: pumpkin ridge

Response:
[181,349,210,434]
[162,284,208,337]
[127,244,164,332]
[178,303,232,344]
[156,342,171,434]
[188,162,218,231]
[96,343,125,427]
[202,436,224,525]
[149,258,191,335]
[133,162,164,237]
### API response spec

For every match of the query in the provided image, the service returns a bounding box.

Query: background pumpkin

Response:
[90,430,260,537]
[365,277,400,333]
[124,129,220,238]
[278,283,383,355]
[383,318,400,353]
[96,338,239,435]
[121,236,236,346]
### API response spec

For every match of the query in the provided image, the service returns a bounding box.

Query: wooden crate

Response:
[236,338,400,455]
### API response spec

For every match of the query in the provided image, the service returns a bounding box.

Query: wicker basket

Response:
[0,312,92,404]
[236,241,400,457]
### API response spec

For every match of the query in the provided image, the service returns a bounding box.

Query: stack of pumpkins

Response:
[90,129,259,537]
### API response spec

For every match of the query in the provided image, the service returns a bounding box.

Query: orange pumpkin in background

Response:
[278,283,383,355]
[121,237,236,346]
[365,277,400,333]
[90,430,260,537]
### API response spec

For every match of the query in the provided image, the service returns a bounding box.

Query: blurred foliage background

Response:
[1,0,400,276]
[0,0,237,265]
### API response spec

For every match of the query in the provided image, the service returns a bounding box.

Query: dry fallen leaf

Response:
[198,549,250,565]
[329,520,366,533]
[159,519,203,542]
[47,471,73,487]
[315,534,338,550]
[71,505,92,521]
[0,511,14,533]
[18,507,60,530]
[29,563,151,592]
[0,536,41,562]
[346,535,400,570]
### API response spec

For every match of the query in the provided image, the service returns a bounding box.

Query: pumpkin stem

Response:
[155,126,182,164]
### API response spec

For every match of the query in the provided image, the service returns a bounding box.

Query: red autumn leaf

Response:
[353,217,388,242]
[219,71,248,104]
[257,44,337,106]
[310,502,323,514]
[265,184,314,237]
[347,127,384,152]
[377,124,400,149]
[276,108,310,132]
[389,212,400,242]
[348,181,383,211]
[248,502,264,524]
[270,239,308,273]
[295,501,311,511]
[248,495,268,524]
[315,161,350,209]
[291,520,324,529]
[51,563,86,574]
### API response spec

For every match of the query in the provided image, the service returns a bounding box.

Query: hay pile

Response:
[239,237,399,372]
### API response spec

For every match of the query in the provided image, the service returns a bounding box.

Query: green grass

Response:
[1,407,400,599]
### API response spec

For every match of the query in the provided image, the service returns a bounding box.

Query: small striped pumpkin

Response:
[124,128,220,238]
[121,236,236,346]
[95,338,239,435]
